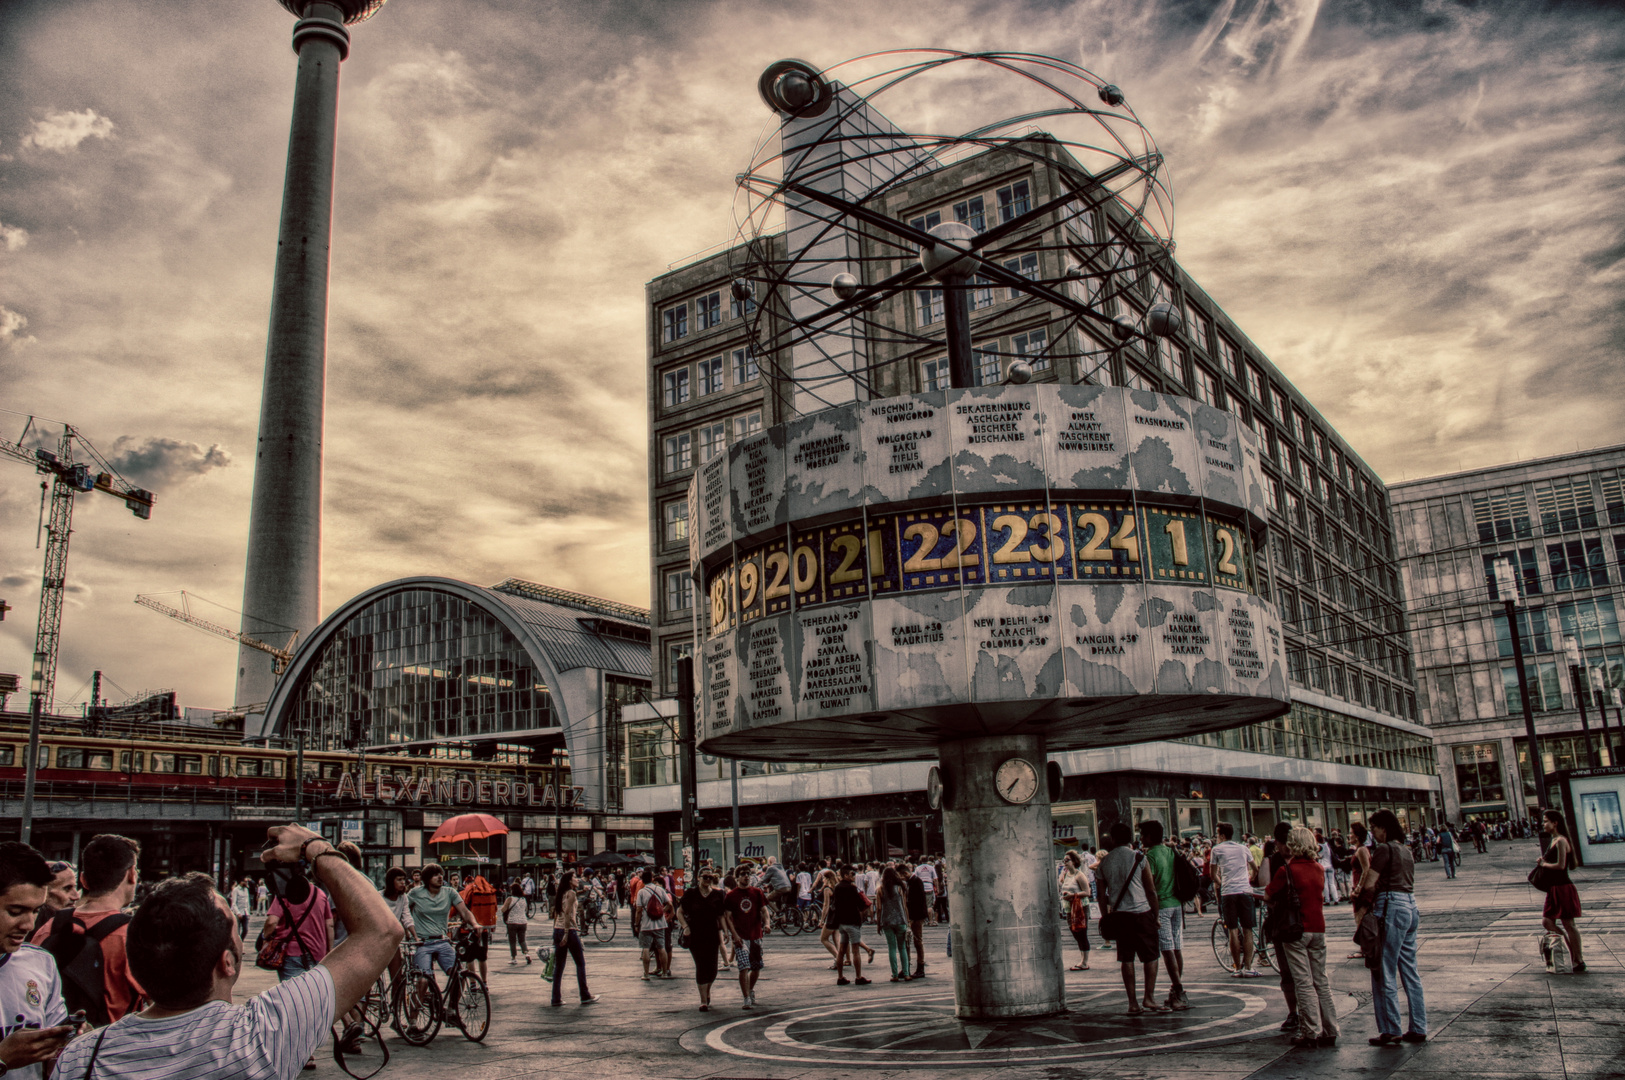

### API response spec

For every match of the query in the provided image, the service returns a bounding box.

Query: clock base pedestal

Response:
[940,733,1065,1019]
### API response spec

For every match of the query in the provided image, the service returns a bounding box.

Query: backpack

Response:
[643,886,666,921]
[1262,861,1305,945]
[40,909,132,1027]
[1171,853,1201,903]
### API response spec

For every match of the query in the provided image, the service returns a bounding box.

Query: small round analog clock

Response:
[995,757,1039,804]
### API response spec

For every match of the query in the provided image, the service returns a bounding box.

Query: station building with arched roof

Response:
[251,576,656,870]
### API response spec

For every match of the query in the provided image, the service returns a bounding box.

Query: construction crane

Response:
[1,416,155,713]
[134,591,296,678]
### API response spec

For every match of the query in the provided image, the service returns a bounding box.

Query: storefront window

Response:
[1453,742,1505,805]
[1051,801,1098,857]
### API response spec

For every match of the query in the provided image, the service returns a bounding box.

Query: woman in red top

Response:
[1538,809,1584,972]
[1266,826,1340,1047]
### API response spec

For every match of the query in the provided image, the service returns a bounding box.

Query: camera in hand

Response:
[261,840,313,905]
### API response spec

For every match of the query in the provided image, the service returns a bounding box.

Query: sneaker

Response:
[741,999,752,1009]
[641,973,651,981]
[580,995,601,1005]
[1279,1014,1299,1032]
[1401,1032,1427,1044]
[749,991,757,1006]
[837,977,851,986]
[855,977,871,986]
[1231,967,1245,978]
[1243,967,1262,978]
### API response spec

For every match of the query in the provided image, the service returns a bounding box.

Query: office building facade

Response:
[1390,445,1625,824]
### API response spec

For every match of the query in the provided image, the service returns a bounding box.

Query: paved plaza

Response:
[235,843,1625,1080]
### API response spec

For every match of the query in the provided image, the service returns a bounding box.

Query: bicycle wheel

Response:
[593,913,617,943]
[775,906,795,936]
[786,905,804,936]
[452,972,490,1043]
[363,973,390,1030]
[393,970,442,1046]
[1211,917,1230,972]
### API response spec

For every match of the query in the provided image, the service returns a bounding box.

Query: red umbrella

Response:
[429,813,509,844]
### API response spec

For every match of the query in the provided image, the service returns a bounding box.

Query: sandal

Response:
[1069,963,1087,971]
[1127,1006,1144,1016]
[1143,1001,1171,1013]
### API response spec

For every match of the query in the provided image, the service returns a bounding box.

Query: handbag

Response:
[1097,853,1144,942]
[1262,859,1305,945]
[1354,910,1384,970]
[255,895,314,971]
[1527,861,1561,893]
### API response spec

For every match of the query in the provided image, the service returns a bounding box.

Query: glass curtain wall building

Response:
[641,135,1437,865]
[1390,445,1625,823]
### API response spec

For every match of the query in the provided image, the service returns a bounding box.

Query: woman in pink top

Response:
[263,885,335,981]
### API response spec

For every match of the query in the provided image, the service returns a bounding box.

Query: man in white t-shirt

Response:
[55,823,403,1080]
[914,861,937,923]
[794,867,813,909]
[1208,822,1259,976]
[633,869,671,980]
[0,842,74,1080]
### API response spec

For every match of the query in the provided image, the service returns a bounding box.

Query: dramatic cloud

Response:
[0,220,25,251]
[106,436,231,488]
[0,0,1620,709]
[19,107,113,152]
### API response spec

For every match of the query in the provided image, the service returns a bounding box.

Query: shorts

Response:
[413,939,457,975]
[1544,884,1582,921]
[838,924,863,946]
[1115,911,1160,965]
[737,938,764,971]
[1157,905,1184,951]
[639,929,665,950]
[1221,893,1256,931]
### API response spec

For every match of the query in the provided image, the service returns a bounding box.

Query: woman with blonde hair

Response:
[1265,825,1339,1047]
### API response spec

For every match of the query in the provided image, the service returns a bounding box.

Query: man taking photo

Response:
[54,823,402,1080]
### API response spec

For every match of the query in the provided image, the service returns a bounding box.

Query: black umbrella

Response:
[579,850,635,868]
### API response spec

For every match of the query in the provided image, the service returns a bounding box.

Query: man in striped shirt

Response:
[55,823,403,1080]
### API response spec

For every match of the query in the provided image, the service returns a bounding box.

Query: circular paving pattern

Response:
[690,980,1307,1066]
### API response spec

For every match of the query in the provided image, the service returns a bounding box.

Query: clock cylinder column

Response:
[939,732,1065,1019]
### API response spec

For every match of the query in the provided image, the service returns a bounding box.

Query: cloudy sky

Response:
[1,0,1621,712]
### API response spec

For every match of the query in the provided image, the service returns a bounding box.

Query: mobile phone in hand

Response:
[65,1011,87,1026]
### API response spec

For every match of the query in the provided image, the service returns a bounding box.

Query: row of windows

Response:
[917,327,1053,390]
[1283,646,1417,721]
[661,410,763,477]
[660,287,754,345]
[1178,701,1434,775]
[661,347,759,408]
[0,745,290,777]
[1471,472,1625,542]
[1482,537,1625,599]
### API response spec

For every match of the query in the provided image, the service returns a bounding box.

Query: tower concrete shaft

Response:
[237,2,353,711]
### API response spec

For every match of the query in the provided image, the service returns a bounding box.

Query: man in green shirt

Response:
[406,862,476,983]
[1140,820,1188,1010]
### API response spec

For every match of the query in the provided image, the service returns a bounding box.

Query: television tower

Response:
[237,0,387,717]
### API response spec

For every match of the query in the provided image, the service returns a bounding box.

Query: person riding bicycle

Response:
[406,863,478,986]
[760,857,793,910]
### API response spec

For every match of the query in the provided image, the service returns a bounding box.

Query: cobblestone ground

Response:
[234,841,1625,1080]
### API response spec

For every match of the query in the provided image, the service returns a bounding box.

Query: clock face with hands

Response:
[995,757,1039,805]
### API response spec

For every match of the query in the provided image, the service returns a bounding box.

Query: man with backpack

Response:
[633,868,672,980]
[34,834,144,1025]
[1140,821,1190,1011]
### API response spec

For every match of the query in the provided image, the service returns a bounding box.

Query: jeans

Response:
[551,927,591,1004]
[278,951,317,982]
[413,939,457,976]
[1371,892,1426,1037]
[1441,851,1457,878]
[882,925,911,978]
[507,924,529,958]
[1282,932,1339,1039]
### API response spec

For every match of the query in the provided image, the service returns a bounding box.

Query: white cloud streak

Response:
[19,107,114,151]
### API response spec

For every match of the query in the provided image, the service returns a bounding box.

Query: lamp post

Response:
[1494,558,1547,821]
[1560,633,1601,769]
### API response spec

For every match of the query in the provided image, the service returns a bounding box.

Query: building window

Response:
[1193,366,1220,407]
[1013,328,1049,371]
[627,721,674,787]
[1003,253,1039,283]
[922,357,949,392]
[698,422,727,463]
[908,210,943,236]
[1266,477,1282,513]
[996,179,1031,223]
[1548,538,1609,590]
[733,346,758,384]
[1502,660,1563,712]
[1473,489,1533,542]
[970,274,994,310]
[734,411,763,439]
[1536,477,1598,534]
[664,432,692,474]
[662,304,688,343]
[697,355,724,396]
[1123,366,1154,392]
[730,289,756,319]
[1186,302,1212,353]
[1246,363,1266,402]
[695,292,721,331]
[953,195,986,232]
[1216,336,1240,379]
[1156,339,1185,385]
[916,288,943,326]
[665,570,693,614]
[1557,596,1620,648]
[662,368,690,408]
[975,344,1001,386]
[667,641,695,687]
[1492,607,1550,656]
[663,499,688,543]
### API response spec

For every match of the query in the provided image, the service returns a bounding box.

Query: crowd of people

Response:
[0,807,1587,1078]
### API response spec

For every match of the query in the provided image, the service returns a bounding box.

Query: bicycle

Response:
[768,896,803,937]
[1209,900,1276,973]
[799,898,826,934]
[580,904,618,943]
[390,937,492,1044]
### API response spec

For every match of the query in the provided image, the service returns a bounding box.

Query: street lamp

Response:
[1493,558,1547,821]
